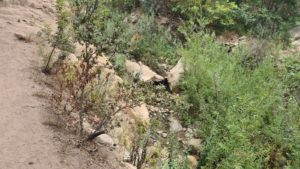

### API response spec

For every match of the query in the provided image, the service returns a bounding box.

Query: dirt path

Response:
[0,1,124,169]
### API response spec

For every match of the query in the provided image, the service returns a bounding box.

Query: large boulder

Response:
[167,58,184,92]
[125,60,164,82]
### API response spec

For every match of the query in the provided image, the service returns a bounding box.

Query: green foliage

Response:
[160,133,192,169]
[171,0,238,31]
[281,54,300,104]
[113,54,127,75]
[96,10,178,68]
[68,0,179,68]
[92,11,129,53]
[110,0,135,12]
[43,0,74,73]
[70,0,103,45]
[128,14,179,65]
[235,0,299,35]
[180,32,300,168]
[170,0,299,40]
[54,0,74,56]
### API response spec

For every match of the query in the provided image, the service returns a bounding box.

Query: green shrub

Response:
[281,54,300,104]
[169,0,299,40]
[120,14,178,65]
[110,0,135,12]
[98,12,179,68]
[180,32,300,168]
[69,0,179,68]
[171,0,238,31]
[232,0,299,44]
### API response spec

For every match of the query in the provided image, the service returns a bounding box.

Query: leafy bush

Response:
[68,0,179,68]
[235,0,299,37]
[281,54,300,104]
[128,14,179,65]
[171,0,238,30]
[94,12,179,66]
[180,32,300,168]
[161,133,192,169]
[168,0,299,40]
[110,0,135,12]
[43,0,74,73]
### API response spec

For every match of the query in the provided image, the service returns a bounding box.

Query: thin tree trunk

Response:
[79,89,84,136]
[43,46,56,73]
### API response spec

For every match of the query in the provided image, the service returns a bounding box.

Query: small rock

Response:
[123,150,131,162]
[162,133,168,138]
[290,26,300,41]
[97,134,114,146]
[160,147,169,161]
[29,2,43,9]
[157,130,163,134]
[95,55,112,68]
[187,128,193,134]
[187,138,202,151]
[14,33,30,42]
[82,120,94,133]
[170,117,183,133]
[66,53,78,64]
[123,162,137,169]
[188,155,198,169]
[158,16,169,25]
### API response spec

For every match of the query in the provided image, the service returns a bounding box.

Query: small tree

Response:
[43,0,74,73]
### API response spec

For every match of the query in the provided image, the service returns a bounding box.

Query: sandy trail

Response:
[0,1,123,169]
[0,1,69,168]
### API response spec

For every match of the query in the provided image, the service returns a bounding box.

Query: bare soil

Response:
[0,1,125,168]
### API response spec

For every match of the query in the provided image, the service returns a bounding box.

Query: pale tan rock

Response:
[125,60,164,82]
[188,138,202,151]
[82,120,94,133]
[292,40,300,48]
[66,53,79,64]
[169,117,183,132]
[123,162,137,169]
[95,54,113,68]
[167,58,184,92]
[139,63,164,82]
[128,103,150,124]
[74,42,97,55]
[188,155,198,169]
[97,134,115,146]
[290,26,300,41]
[158,16,169,25]
[126,59,141,76]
